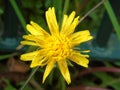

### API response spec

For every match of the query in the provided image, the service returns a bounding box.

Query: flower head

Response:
[20,7,93,84]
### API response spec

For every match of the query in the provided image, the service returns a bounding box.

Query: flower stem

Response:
[63,0,69,14]
[59,0,69,28]
[79,0,106,23]
[60,76,66,90]
[19,67,39,90]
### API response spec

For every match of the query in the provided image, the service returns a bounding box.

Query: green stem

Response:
[60,76,66,90]
[0,53,17,60]
[59,0,69,28]
[19,67,39,90]
[9,0,28,34]
[104,0,120,40]
[63,0,69,14]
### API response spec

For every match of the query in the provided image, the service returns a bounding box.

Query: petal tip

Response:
[30,21,34,24]
[26,24,30,30]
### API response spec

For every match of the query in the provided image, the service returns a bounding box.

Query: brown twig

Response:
[75,67,120,78]
[30,79,44,90]
[67,85,111,90]
[79,0,106,23]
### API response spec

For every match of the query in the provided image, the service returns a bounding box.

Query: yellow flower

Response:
[20,7,93,84]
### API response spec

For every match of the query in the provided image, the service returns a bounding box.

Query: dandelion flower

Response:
[20,7,93,84]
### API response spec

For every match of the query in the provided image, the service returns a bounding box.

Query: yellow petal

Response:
[22,35,46,48]
[30,57,42,68]
[20,50,39,61]
[61,11,76,35]
[30,49,49,67]
[42,59,56,83]
[61,15,68,31]
[30,21,50,37]
[68,51,89,68]
[70,30,93,46]
[58,60,71,84]
[80,50,90,53]
[66,16,79,35]
[61,16,79,36]
[46,7,59,36]
[21,41,39,46]
[30,56,46,68]
[70,30,90,39]
[23,35,41,41]
[26,24,43,35]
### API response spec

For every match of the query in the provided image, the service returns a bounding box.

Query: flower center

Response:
[48,35,71,60]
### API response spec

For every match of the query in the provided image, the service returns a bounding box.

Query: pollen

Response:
[46,35,71,60]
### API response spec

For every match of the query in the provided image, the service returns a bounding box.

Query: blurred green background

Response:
[0,0,120,90]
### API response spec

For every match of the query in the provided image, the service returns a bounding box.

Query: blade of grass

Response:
[9,0,28,34]
[0,54,12,60]
[0,53,17,60]
[63,0,69,14]
[104,0,120,40]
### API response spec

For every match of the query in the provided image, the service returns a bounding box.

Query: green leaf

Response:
[82,80,96,86]
[104,0,120,40]
[89,12,98,21]
[3,79,16,90]
[0,8,3,15]
[113,61,120,66]
[45,0,52,9]
[5,86,16,90]
[110,81,120,90]
[35,1,43,9]
[21,0,34,9]
[93,72,114,87]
